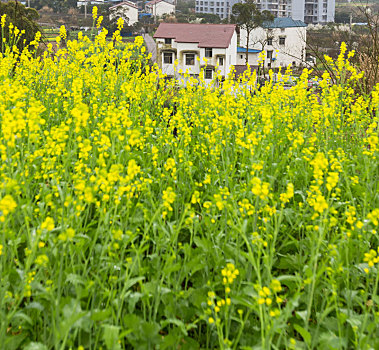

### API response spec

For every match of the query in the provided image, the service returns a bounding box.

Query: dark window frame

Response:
[205,68,213,79]
[163,52,173,64]
[205,48,213,58]
[185,53,195,65]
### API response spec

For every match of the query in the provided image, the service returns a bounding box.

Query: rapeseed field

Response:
[0,14,378,350]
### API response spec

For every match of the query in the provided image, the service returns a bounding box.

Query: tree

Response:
[0,1,41,52]
[305,2,379,93]
[197,13,221,24]
[231,0,274,65]
[31,0,77,13]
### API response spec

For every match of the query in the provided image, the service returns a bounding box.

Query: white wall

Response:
[240,26,306,68]
[236,52,260,66]
[292,0,305,21]
[156,31,237,81]
[146,1,175,17]
[110,4,138,26]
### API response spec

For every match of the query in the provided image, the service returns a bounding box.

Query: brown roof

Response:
[234,65,259,78]
[153,23,236,48]
[110,1,138,10]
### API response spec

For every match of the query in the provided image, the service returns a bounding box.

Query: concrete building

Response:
[109,1,139,26]
[195,0,335,24]
[154,23,237,81]
[195,0,239,20]
[145,0,176,18]
[239,17,307,68]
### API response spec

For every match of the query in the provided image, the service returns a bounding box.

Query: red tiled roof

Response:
[110,1,138,10]
[153,23,236,48]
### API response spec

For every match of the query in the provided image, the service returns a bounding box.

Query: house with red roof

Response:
[153,23,237,81]
[145,0,175,18]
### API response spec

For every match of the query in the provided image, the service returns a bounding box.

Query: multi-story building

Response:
[195,0,239,20]
[195,0,335,24]
[154,23,237,80]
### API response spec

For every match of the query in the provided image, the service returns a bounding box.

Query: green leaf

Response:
[293,323,311,346]
[25,302,44,312]
[161,318,188,336]
[123,276,145,292]
[5,333,28,350]
[65,273,86,286]
[102,324,121,350]
[91,308,112,322]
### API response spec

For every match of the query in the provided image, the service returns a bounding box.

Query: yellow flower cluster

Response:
[24,271,36,298]
[213,187,230,211]
[251,177,270,200]
[367,209,379,226]
[279,183,294,206]
[41,217,55,231]
[310,153,328,181]
[326,172,339,191]
[207,264,238,324]
[221,263,239,286]
[162,187,176,219]
[257,279,283,317]
[164,158,177,179]
[58,228,75,242]
[0,194,17,222]
[238,198,255,217]
[363,247,379,273]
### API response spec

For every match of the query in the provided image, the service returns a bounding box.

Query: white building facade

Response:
[145,0,175,17]
[195,0,239,20]
[239,18,307,68]
[154,23,237,81]
[195,0,335,23]
[109,1,139,26]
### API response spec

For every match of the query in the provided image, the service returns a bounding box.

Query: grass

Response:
[0,23,378,350]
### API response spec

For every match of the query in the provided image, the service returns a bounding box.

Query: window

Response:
[267,37,273,45]
[165,38,172,44]
[279,37,286,45]
[219,57,224,65]
[205,68,213,79]
[267,50,273,59]
[163,52,173,64]
[240,54,243,59]
[205,48,213,57]
[186,53,195,65]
